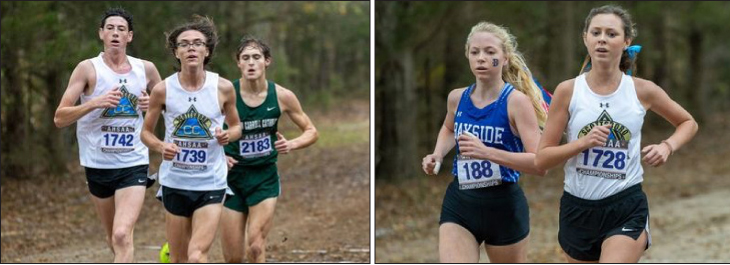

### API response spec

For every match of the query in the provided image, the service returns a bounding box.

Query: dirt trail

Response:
[640,189,730,263]
[1,100,370,263]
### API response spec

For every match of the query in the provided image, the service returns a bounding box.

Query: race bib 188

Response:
[456,155,503,190]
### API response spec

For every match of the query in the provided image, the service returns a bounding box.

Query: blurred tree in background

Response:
[1,1,370,179]
[375,1,730,180]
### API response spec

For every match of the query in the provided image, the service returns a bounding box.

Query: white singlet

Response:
[564,73,646,200]
[77,52,149,169]
[158,71,227,191]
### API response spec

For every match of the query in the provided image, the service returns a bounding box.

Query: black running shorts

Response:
[84,164,149,198]
[161,185,225,218]
[439,180,530,245]
[558,184,650,261]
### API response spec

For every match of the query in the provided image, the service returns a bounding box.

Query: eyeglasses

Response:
[176,41,206,49]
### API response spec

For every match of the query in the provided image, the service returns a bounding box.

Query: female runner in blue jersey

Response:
[535,5,698,263]
[421,21,548,263]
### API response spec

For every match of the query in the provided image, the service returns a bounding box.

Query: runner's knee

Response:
[247,244,263,260]
[247,233,267,249]
[111,227,132,247]
[187,249,205,263]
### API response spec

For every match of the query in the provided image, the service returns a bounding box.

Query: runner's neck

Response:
[241,78,268,94]
[101,51,130,74]
[473,78,505,102]
[178,69,206,92]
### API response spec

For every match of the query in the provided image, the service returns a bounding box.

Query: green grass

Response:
[280,120,368,149]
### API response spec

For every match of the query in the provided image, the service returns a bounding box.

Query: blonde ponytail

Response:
[503,52,547,128]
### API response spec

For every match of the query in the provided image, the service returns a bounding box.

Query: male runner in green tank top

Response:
[220,35,318,263]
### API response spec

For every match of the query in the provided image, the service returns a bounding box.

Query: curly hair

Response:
[165,15,219,67]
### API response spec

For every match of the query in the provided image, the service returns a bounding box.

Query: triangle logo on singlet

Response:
[101,85,139,118]
[172,105,213,139]
[577,110,632,148]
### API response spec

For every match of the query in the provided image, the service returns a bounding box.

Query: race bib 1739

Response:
[172,139,208,171]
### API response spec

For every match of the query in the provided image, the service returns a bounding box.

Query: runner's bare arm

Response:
[141,81,169,156]
[278,86,318,150]
[137,61,161,112]
[435,88,463,157]
[220,78,242,143]
[144,60,162,93]
[635,78,698,166]
[422,88,462,175]
[54,60,120,127]
[535,79,609,171]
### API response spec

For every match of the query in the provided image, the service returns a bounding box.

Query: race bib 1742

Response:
[100,126,135,153]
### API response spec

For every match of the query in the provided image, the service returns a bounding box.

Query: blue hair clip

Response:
[626,45,642,60]
[625,45,642,75]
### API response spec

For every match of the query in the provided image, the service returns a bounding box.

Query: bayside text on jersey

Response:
[452,83,524,190]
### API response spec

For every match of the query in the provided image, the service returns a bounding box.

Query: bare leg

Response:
[220,207,248,263]
[89,194,116,257]
[599,231,648,263]
[484,234,529,263]
[246,198,277,263]
[187,203,224,263]
[109,185,146,263]
[166,211,192,263]
[439,223,480,263]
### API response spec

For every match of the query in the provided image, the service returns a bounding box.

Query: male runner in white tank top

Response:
[141,16,242,263]
[535,5,698,263]
[54,8,161,263]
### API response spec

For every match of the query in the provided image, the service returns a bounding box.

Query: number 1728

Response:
[581,149,626,170]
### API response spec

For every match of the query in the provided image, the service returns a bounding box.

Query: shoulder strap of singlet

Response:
[233,78,242,103]
[497,83,514,104]
[459,84,475,104]
[267,80,277,101]
[455,84,475,113]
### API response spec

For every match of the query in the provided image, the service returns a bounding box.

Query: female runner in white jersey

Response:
[141,16,242,263]
[421,21,548,263]
[535,5,698,263]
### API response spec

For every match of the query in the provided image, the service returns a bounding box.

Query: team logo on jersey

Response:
[101,85,139,118]
[577,110,631,148]
[172,105,213,139]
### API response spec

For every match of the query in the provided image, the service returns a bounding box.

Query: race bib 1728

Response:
[576,147,628,179]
